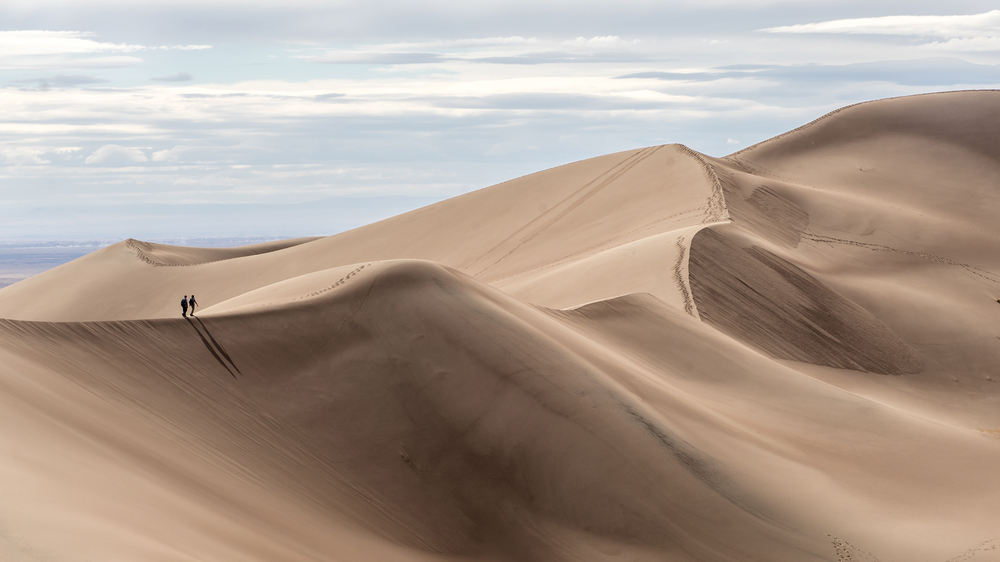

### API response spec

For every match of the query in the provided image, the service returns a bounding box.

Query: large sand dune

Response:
[1,90,999,561]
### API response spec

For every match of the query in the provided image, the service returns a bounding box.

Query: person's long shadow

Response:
[186,316,242,378]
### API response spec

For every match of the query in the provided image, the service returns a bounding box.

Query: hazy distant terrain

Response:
[0,197,442,288]
[0,243,104,289]
[0,239,296,289]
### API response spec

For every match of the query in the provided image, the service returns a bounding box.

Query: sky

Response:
[1,0,999,241]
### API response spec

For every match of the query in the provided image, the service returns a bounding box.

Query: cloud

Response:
[475,51,650,65]
[0,147,51,165]
[618,58,1000,87]
[85,145,149,165]
[303,35,654,66]
[9,74,109,88]
[0,31,212,71]
[379,37,539,50]
[0,30,145,56]
[151,72,194,82]
[151,146,191,162]
[919,37,1000,52]
[309,52,447,64]
[159,45,212,50]
[761,10,1000,39]
[563,35,623,46]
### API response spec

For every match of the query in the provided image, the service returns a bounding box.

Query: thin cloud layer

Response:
[151,72,193,82]
[0,30,211,71]
[85,145,149,165]
[762,10,1000,52]
[9,74,108,87]
[762,10,1000,38]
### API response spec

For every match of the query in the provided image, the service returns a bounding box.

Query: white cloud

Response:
[0,31,212,71]
[4,55,146,70]
[85,145,149,165]
[159,45,212,50]
[918,37,1000,52]
[151,146,190,162]
[727,138,740,144]
[564,36,621,46]
[0,30,145,56]
[761,10,1000,39]
[1,147,51,165]
[302,35,660,67]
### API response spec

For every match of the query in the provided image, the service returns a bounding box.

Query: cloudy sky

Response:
[2,0,999,241]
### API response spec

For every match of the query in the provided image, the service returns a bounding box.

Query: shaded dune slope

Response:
[2,91,1000,561]
[5,261,1000,561]
[685,91,1000,381]
[688,227,923,375]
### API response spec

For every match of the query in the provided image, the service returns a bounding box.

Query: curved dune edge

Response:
[688,226,924,375]
[725,89,1000,160]
[125,236,322,267]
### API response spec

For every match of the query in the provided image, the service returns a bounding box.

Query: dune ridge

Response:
[2,91,1000,561]
[125,237,321,267]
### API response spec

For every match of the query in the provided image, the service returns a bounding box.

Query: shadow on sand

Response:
[186,316,242,378]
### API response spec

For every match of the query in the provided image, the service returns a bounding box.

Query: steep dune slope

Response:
[2,91,1000,561]
[687,91,1000,422]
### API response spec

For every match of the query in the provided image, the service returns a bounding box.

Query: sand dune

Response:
[2,91,1000,561]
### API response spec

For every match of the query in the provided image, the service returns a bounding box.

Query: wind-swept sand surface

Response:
[1,90,999,561]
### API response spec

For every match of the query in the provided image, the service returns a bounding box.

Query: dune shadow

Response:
[185,317,240,378]
[192,316,242,375]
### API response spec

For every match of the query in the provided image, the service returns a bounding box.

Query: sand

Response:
[0,90,999,561]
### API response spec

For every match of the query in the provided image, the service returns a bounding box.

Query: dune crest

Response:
[2,91,1000,561]
[125,237,321,267]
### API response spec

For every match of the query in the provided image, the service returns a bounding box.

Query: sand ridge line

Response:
[487,206,708,286]
[212,263,375,315]
[946,537,1000,562]
[473,146,663,277]
[126,238,168,267]
[723,158,992,241]
[829,535,880,562]
[672,235,696,317]
[125,238,316,268]
[725,155,790,184]
[725,89,1000,160]
[673,144,729,223]
[296,263,373,301]
[803,232,1000,287]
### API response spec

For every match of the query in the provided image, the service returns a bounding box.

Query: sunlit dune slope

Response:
[2,91,1000,561]
[0,144,723,321]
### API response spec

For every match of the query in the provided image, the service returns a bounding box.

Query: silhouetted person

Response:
[181,295,188,318]
[189,294,198,316]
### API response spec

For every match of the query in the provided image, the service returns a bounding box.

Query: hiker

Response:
[181,295,188,318]
[189,294,198,316]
